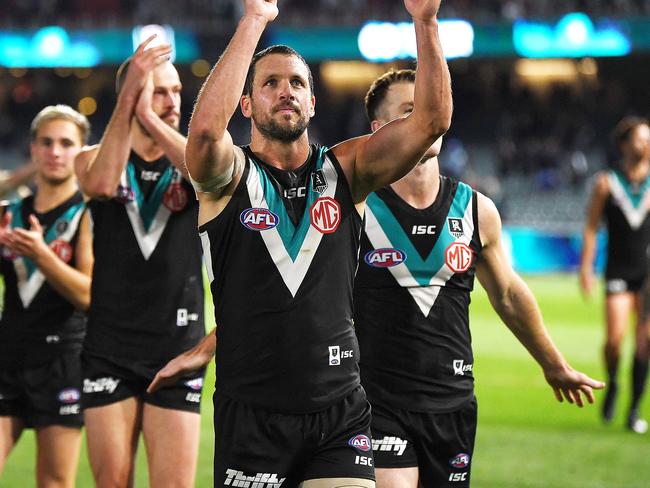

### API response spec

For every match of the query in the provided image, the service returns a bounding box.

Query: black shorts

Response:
[214,386,375,487]
[0,350,83,428]
[82,352,204,414]
[605,277,646,295]
[371,398,477,487]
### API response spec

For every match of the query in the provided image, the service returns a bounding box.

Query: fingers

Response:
[28,214,42,233]
[135,34,158,54]
[147,372,166,394]
[553,387,563,403]
[1,210,11,228]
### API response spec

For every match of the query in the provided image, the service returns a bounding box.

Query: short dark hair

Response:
[115,58,131,94]
[243,45,313,97]
[613,116,650,149]
[364,69,416,123]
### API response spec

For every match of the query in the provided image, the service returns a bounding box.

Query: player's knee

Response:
[301,478,376,488]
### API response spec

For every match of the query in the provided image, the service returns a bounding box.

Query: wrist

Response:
[240,14,270,30]
[412,16,439,26]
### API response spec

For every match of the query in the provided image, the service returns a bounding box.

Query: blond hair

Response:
[30,105,90,144]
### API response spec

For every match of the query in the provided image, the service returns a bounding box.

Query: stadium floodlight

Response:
[0,26,101,68]
[132,24,176,62]
[358,20,474,62]
[513,12,631,58]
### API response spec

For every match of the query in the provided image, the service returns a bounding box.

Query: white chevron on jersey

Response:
[607,171,650,230]
[364,196,474,316]
[246,156,339,297]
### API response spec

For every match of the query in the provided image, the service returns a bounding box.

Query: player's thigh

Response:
[84,397,142,479]
[35,425,82,487]
[605,291,635,343]
[141,402,200,488]
[375,468,418,488]
[301,477,376,488]
[0,416,23,474]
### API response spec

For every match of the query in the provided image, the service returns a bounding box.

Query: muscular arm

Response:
[0,162,36,198]
[475,193,604,406]
[186,2,277,186]
[5,212,93,310]
[333,0,452,201]
[580,173,608,297]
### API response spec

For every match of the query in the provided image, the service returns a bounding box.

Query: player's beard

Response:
[254,111,310,143]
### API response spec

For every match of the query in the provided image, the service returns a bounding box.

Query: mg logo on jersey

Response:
[349,434,372,452]
[240,208,279,231]
[50,239,73,263]
[445,242,473,273]
[450,453,470,469]
[310,197,341,234]
[58,388,80,404]
[364,248,407,268]
[453,359,473,376]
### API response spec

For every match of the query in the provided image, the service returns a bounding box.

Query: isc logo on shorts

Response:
[364,248,406,268]
[240,208,279,231]
[348,434,372,452]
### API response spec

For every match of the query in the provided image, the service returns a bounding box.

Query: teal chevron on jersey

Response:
[126,161,174,232]
[613,170,650,208]
[251,146,327,261]
[366,182,473,286]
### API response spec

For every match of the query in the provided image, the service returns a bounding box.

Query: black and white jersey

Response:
[0,192,86,366]
[84,152,204,361]
[199,144,362,413]
[354,177,482,412]
[603,169,650,282]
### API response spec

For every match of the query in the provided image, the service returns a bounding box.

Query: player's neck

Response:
[131,125,165,163]
[33,174,77,213]
[390,156,440,209]
[250,130,311,170]
[622,158,650,182]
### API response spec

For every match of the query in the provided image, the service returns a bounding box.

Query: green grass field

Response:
[2,274,649,487]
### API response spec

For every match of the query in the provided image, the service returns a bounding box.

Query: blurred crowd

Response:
[3,0,650,30]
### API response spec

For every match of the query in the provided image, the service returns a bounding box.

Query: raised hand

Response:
[243,0,278,23]
[119,35,172,101]
[544,364,605,408]
[135,73,155,120]
[404,0,442,21]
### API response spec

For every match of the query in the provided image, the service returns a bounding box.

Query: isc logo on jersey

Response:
[348,434,372,452]
[310,197,341,234]
[445,242,473,273]
[365,248,406,268]
[240,208,279,231]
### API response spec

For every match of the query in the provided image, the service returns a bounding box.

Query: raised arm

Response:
[135,73,188,179]
[75,37,172,199]
[334,0,452,201]
[475,193,605,407]
[3,212,93,310]
[580,173,608,298]
[186,0,278,186]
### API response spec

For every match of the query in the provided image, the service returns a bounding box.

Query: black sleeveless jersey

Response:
[85,152,204,361]
[354,177,482,412]
[0,192,86,366]
[199,144,362,413]
[603,170,650,281]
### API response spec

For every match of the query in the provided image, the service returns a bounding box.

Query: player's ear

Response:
[308,95,316,118]
[370,120,382,133]
[240,95,252,119]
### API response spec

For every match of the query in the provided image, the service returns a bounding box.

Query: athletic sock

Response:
[630,356,649,413]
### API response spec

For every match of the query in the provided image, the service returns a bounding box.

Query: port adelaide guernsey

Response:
[199,144,362,413]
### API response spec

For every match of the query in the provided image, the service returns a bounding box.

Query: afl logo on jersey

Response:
[450,453,470,469]
[348,434,372,452]
[310,197,341,234]
[445,242,473,273]
[50,239,73,263]
[364,248,407,268]
[240,208,279,231]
